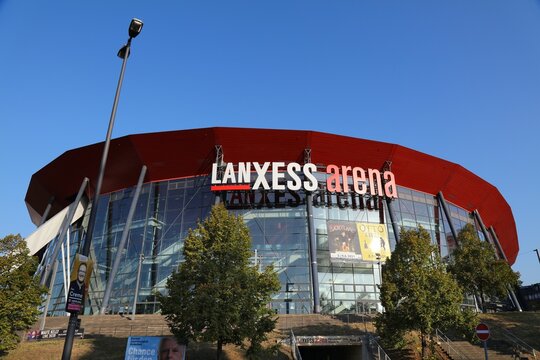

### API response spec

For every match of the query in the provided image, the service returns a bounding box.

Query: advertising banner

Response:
[65,253,93,313]
[124,336,186,360]
[27,328,84,340]
[328,221,362,262]
[356,222,391,261]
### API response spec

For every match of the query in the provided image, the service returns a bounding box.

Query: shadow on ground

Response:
[78,336,128,360]
[78,335,291,360]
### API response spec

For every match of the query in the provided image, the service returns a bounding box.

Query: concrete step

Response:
[38,314,171,337]
[38,313,359,338]
[276,314,347,330]
[451,340,516,360]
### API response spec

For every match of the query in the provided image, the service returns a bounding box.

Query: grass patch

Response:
[3,334,291,360]
[2,337,126,360]
[480,312,540,350]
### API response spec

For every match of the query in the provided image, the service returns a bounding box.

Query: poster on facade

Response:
[327,221,362,263]
[124,336,186,360]
[356,222,391,261]
[65,253,93,313]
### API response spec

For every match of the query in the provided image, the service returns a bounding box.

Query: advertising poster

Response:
[327,221,362,263]
[125,336,186,360]
[65,253,93,313]
[356,222,391,261]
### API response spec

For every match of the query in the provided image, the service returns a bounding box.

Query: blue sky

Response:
[1,1,539,285]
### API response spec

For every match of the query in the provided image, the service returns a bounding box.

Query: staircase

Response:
[37,313,362,338]
[277,314,351,330]
[38,314,171,337]
[436,328,536,360]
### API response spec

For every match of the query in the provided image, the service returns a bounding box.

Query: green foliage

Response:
[158,204,280,360]
[448,224,520,312]
[376,227,475,358]
[0,234,47,354]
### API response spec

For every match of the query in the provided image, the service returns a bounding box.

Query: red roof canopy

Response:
[25,127,518,264]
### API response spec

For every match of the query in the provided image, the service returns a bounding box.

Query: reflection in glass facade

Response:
[42,173,481,317]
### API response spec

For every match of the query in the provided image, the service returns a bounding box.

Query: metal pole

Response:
[63,19,142,360]
[66,230,71,291]
[534,249,540,264]
[81,38,131,258]
[101,166,147,314]
[132,253,144,320]
[61,313,79,360]
[483,341,489,360]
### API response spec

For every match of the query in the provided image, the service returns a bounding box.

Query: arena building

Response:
[25,127,519,316]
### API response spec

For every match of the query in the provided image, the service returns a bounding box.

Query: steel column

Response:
[40,197,55,226]
[488,226,522,312]
[488,227,507,261]
[385,198,400,243]
[39,259,59,331]
[131,253,144,319]
[36,197,57,277]
[100,165,147,314]
[473,210,490,244]
[40,178,89,287]
[214,145,224,205]
[306,194,320,313]
[304,149,320,313]
[382,161,400,243]
[436,192,459,246]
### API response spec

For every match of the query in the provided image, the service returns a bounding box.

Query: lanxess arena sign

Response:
[210,162,398,208]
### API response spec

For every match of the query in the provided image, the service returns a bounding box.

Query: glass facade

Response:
[41,173,484,316]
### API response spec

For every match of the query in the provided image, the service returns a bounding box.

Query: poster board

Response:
[328,221,391,263]
[356,222,391,261]
[328,221,362,262]
[125,336,186,360]
[65,253,93,313]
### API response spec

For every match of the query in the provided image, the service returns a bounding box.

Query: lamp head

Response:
[117,44,130,59]
[129,18,143,38]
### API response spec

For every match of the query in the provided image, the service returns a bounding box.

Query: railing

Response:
[497,326,537,359]
[367,334,391,360]
[435,328,473,360]
[290,330,303,360]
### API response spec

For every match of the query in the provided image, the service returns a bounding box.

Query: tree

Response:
[448,223,520,313]
[158,204,280,360]
[376,227,475,359]
[0,234,47,354]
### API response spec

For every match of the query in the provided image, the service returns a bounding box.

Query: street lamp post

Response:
[61,18,143,360]
[81,18,143,257]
